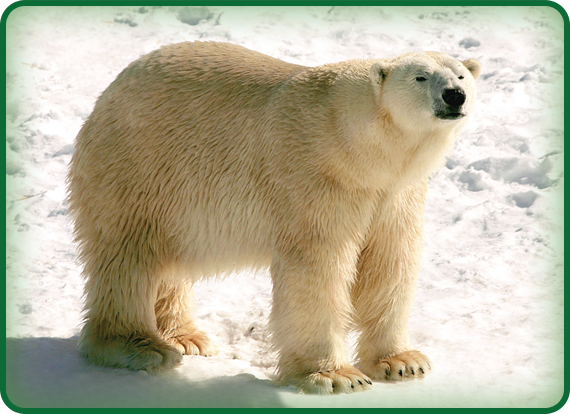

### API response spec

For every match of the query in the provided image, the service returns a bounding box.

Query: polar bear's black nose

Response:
[442,88,466,106]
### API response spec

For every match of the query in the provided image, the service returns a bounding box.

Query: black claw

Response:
[411,368,415,375]
[385,368,390,376]
[332,383,335,388]
[419,367,424,374]
[351,384,354,388]
[358,380,363,385]
[365,379,372,385]
[398,370,403,376]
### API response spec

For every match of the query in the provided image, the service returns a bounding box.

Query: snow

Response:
[4,4,565,410]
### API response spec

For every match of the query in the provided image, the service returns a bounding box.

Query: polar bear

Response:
[68,41,480,394]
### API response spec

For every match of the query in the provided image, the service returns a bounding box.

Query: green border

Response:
[550,0,567,402]
[0,0,570,413]
[4,3,17,414]
[4,6,15,410]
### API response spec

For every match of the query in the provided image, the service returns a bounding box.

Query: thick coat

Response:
[68,41,480,394]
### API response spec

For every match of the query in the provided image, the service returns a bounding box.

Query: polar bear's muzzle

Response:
[442,87,466,106]
[435,87,467,120]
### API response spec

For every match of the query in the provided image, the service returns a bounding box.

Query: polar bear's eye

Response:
[458,75,465,80]
[415,76,427,82]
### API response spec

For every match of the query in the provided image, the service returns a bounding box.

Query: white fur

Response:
[68,42,480,394]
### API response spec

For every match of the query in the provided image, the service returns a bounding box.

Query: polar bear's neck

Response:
[318,83,461,193]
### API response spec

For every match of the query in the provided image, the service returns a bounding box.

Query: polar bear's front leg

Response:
[352,180,431,381]
[269,244,372,394]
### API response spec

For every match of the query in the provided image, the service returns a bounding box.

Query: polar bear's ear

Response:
[370,61,388,85]
[462,58,482,80]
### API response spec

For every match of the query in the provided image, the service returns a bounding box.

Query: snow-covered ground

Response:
[5,5,565,409]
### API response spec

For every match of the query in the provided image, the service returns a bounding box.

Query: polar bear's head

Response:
[370,52,481,134]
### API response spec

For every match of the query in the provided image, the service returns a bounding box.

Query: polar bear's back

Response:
[93,41,307,141]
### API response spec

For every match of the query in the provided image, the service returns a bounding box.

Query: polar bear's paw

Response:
[168,331,218,357]
[359,350,431,381]
[125,336,184,372]
[291,366,373,395]
[80,334,183,372]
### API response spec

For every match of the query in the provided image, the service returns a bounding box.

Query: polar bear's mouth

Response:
[437,112,465,120]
